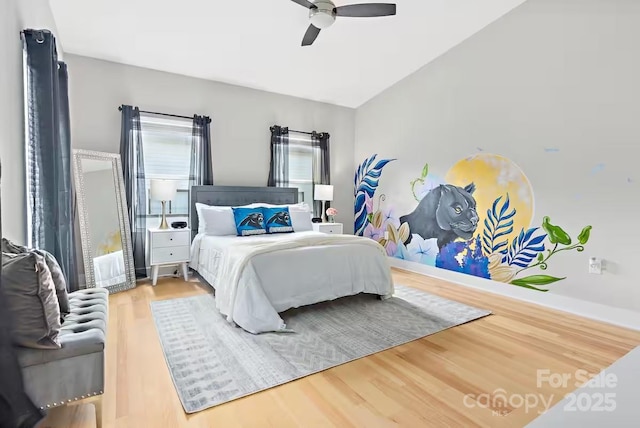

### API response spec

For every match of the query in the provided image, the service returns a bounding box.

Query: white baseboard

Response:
[389,258,640,331]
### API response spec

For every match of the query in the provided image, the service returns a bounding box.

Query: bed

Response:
[189,185,394,334]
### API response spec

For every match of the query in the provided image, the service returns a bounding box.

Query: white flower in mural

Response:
[381,207,400,229]
[415,176,445,201]
[406,235,439,266]
[363,223,384,241]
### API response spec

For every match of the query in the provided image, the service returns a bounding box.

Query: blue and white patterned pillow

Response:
[263,207,294,234]
[232,207,266,236]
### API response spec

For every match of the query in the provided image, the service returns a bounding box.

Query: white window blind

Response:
[140,115,192,215]
[288,132,314,205]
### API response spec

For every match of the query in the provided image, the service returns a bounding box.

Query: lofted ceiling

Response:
[50,0,526,108]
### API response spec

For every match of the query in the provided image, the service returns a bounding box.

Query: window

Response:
[139,114,192,217]
[268,126,330,216]
[288,132,314,206]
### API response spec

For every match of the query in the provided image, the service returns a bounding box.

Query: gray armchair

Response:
[15,288,108,427]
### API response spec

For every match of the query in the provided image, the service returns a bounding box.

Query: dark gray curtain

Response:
[189,115,213,185]
[267,126,289,187]
[23,29,78,291]
[119,106,147,278]
[312,132,331,217]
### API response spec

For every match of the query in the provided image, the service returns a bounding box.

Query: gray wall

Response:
[64,55,356,232]
[0,0,62,244]
[354,0,640,311]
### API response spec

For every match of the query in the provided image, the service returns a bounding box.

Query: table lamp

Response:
[150,179,177,229]
[314,184,334,223]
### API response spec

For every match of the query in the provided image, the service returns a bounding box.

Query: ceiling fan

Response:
[290,0,397,46]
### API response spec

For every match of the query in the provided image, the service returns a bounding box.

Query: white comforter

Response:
[190,231,394,333]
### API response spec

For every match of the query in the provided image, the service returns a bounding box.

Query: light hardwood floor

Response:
[46,269,640,428]
[40,403,96,428]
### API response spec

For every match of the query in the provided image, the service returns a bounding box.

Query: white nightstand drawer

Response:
[151,246,190,264]
[152,230,190,248]
[313,223,343,234]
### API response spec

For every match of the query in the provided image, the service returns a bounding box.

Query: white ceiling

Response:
[50,0,526,108]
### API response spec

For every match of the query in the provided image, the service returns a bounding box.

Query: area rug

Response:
[150,284,491,413]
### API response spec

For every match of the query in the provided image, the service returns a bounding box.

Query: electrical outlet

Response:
[589,257,602,274]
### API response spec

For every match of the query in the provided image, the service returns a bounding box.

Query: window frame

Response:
[137,113,193,218]
[287,133,315,205]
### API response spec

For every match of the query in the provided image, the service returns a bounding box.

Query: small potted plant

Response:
[326,207,338,223]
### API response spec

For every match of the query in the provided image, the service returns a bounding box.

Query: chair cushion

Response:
[1,252,61,349]
[2,238,70,315]
[16,288,108,368]
[34,249,70,314]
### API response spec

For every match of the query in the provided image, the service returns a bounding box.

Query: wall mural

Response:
[354,153,592,292]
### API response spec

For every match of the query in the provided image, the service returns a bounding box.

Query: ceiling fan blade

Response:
[335,3,396,17]
[290,0,317,9]
[301,24,321,46]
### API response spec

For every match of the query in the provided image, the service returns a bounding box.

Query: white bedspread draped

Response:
[190,231,394,333]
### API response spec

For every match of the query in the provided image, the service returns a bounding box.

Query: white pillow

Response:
[245,202,313,231]
[196,202,314,235]
[195,203,237,236]
[246,202,311,212]
[290,210,313,232]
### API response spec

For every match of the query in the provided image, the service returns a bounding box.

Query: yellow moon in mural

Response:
[445,154,534,251]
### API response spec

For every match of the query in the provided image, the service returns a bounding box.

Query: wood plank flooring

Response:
[49,269,640,428]
[39,402,96,428]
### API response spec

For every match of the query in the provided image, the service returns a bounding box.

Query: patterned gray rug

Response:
[151,285,491,413]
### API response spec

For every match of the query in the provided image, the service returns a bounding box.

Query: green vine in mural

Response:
[513,217,592,278]
[410,163,429,201]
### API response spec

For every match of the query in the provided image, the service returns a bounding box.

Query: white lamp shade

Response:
[314,184,334,201]
[150,179,177,201]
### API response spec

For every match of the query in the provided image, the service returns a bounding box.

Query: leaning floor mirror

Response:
[73,149,136,293]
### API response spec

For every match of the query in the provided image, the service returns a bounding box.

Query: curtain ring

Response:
[34,32,45,44]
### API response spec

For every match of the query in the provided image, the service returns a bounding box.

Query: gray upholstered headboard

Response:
[189,185,298,240]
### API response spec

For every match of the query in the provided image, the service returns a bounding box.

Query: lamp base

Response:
[321,200,327,222]
[159,201,169,229]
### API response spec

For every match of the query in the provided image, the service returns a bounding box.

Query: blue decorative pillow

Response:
[232,207,266,236]
[263,207,294,234]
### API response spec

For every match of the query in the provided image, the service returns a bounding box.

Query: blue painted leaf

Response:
[354,155,396,236]
[503,227,547,267]
[527,235,546,246]
[493,228,514,240]
[496,219,514,230]
[511,261,530,268]
[493,241,508,251]
[482,237,491,250]
[499,194,511,218]
[485,211,496,228]
[481,194,517,256]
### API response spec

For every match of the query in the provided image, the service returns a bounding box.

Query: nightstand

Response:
[148,228,191,286]
[312,222,343,235]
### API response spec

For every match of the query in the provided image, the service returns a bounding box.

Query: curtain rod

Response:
[117,106,211,123]
[289,129,314,135]
[270,126,329,137]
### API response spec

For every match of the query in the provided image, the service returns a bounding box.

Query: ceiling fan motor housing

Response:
[309,1,336,29]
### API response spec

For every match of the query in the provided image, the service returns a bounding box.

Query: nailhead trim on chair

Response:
[39,391,104,409]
